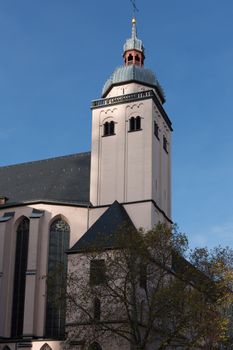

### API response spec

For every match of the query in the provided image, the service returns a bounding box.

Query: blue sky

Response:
[0,0,233,249]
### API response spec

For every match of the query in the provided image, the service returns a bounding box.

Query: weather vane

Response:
[130,0,139,18]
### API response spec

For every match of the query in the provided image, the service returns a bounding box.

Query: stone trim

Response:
[92,89,172,131]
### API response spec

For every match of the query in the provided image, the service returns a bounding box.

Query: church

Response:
[0,17,172,350]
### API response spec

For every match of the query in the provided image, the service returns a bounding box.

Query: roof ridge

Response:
[0,151,91,170]
[68,201,136,253]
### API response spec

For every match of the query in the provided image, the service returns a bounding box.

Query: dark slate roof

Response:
[0,152,91,207]
[68,201,136,253]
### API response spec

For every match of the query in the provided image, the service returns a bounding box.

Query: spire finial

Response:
[132,17,137,39]
[130,0,138,39]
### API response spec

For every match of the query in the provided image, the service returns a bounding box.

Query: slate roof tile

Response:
[0,152,91,206]
[68,201,136,253]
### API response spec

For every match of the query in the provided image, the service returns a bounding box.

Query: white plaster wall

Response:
[90,82,171,223]
[106,82,163,104]
[152,105,172,220]
[0,340,63,350]
[90,95,154,208]
[123,202,153,230]
[126,100,152,202]
[88,206,108,228]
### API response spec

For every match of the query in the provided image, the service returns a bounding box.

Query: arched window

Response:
[45,218,70,339]
[11,217,30,337]
[129,116,141,132]
[88,342,102,350]
[136,116,141,130]
[93,297,101,321]
[128,53,133,62]
[40,344,52,350]
[103,121,115,136]
[135,54,140,62]
[130,117,135,131]
[104,122,109,136]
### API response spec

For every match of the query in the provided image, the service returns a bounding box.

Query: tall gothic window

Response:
[11,217,30,337]
[45,218,70,339]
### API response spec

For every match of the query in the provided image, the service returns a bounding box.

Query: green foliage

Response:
[64,223,233,350]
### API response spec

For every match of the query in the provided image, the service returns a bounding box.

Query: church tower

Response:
[90,18,172,228]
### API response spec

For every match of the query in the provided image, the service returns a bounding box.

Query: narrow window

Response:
[93,298,101,321]
[140,300,145,324]
[163,136,168,153]
[130,117,135,131]
[136,116,141,130]
[90,259,106,286]
[45,218,70,339]
[104,122,109,136]
[11,217,29,337]
[154,121,159,139]
[110,121,115,135]
[139,263,147,289]
[103,121,115,136]
[128,54,133,62]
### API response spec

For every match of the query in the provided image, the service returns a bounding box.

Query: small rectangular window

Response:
[139,263,147,289]
[93,298,101,321]
[154,121,159,139]
[163,136,168,153]
[90,259,106,285]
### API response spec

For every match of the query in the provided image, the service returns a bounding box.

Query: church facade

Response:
[0,18,172,350]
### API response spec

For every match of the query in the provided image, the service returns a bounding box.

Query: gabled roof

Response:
[68,201,136,254]
[0,152,91,207]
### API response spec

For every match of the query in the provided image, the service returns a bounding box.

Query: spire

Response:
[123,18,145,67]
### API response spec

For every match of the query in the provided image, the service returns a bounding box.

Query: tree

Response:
[64,223,233,350]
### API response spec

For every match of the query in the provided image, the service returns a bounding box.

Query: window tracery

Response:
[45,218,70,338]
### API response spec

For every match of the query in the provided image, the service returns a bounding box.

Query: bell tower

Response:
[90,18,172,228]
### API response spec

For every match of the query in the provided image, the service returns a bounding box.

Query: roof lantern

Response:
[123,17,145,67]
[101,18,166,103]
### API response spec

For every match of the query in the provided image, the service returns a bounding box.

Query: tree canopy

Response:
[64,223,233,350]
